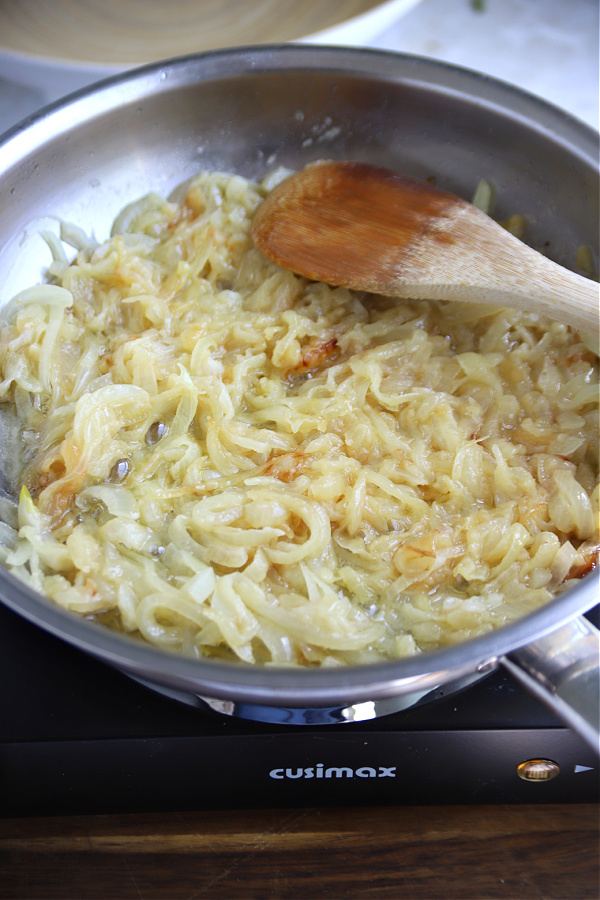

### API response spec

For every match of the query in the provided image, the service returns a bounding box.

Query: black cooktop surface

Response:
[1,602,598,815]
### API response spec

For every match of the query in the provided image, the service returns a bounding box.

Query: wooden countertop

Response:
[1,803,598,899]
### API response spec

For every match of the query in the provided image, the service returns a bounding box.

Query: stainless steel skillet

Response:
[0,46,598,749]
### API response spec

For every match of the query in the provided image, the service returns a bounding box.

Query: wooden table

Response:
[0,803,598,899]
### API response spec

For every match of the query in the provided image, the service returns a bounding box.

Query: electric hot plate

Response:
[0,601,597,816]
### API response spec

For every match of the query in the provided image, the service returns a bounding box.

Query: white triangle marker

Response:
[574,765,594,773]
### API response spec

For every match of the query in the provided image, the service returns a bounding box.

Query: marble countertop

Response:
[0,0,598,137]
[370,0,599,130]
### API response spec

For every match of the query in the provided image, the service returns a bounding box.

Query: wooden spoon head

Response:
[252,161,600,337]
[251,160,467,293]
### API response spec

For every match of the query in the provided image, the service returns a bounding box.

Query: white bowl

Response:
[0,0,423,100]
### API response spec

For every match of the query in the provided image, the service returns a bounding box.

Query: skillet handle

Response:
[500,615,599,755]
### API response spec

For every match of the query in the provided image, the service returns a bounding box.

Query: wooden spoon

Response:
[251,160,599,337]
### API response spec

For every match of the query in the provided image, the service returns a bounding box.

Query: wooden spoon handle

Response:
[390,206,600,335]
